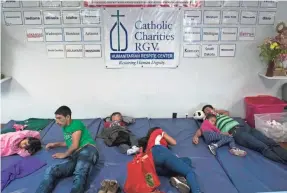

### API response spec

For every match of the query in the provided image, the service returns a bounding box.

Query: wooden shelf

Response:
[0,77,12,84]
[258,73,287,80]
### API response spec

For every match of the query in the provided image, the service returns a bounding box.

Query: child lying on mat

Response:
[201,114,247,156]
[0,130,42,157]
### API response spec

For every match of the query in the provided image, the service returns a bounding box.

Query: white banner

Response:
[103,8,180,68]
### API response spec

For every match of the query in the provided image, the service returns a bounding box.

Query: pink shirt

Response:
[0,130,40,157]
[201,120,221,133]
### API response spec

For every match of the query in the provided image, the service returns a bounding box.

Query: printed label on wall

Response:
[219,44,236,57]
[260,0,277,8]
[222,11,239,24]
[183,44,201,58]
[204,1,222,7]
[62,1,80,7]
[2,0,20,8]
[22,1,40,7]
[64,28,82,42]
[26,28,44,42]
[81,10,101,24]
[41,0,61,7]
[23,11,42,25]
[66,45,83,58]
[240,11,257,25]
[62,10,81,24]
[184,27,201,42]
[104,8,180,68]
[239,27,256,40]
[202,44,218,57]
[204,10,221,25]
[202,28,220,41]
[183,10,201,25]
[221,28,237,41]
[3,11,23,25]
[45,28,63,42]
[43,11,61,25]
[83,28,101,41]
[47,45,65,58]
[223,0,240,7]
[84,44,102,58]
[241,1,259,7]
[258,11,276,25]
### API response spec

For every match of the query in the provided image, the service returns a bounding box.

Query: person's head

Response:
[138,127,161,152]
[202,105,214,115]
[111,112,123,122]
[19,137,42,155]
[55,106,72,127]
[206,114,217,126]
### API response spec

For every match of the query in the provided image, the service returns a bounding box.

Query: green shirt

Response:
[216,114,239,132]
[62,120,96,148]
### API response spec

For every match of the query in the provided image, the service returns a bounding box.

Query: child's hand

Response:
[46,143,57,150]
[52,153,68,159]
[193,136,199,144]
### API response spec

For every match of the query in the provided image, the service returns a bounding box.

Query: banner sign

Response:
[103,8,180,68]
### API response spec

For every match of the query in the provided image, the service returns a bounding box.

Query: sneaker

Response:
[132,145,140,151]
[229,148,247,157]
[208,144,217,155]
[98,180,110,193]
[127,147,139,155]
[170,176,190,193]
[107,180,119,193]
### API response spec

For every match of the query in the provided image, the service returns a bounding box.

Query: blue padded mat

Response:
[1,118,102,193]
[149,118,238,193]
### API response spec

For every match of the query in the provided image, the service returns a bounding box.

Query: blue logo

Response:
[110,10,128,52]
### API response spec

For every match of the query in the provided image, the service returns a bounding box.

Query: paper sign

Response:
[241,1,259,7]
[43,11,61,25]
[62,10,81,24]
[45,28,63,42]
[41,0,61,7]
[47,45,65,58]
[202,44,218,57]
[239,27,256,40]
[258,11,276,25]
[23,11,42,25]
[66,45,83,58]
[62,1,80,7]
[84,45,102,58]
[2,0,20,8]
[219,44,236,57]
[184,27,201,42]
[183,10,202,25]
[83,28,101,41]
[22,1,40,7]
[221,28,238,41]
[183,44,201,58]
[204,10,221,24]
[240,11,257,25]
[26,28,44,42]
[222,11,239,24]
[202,28,220,41]
[223,0,240,7]
[81,10,101,24]
[260,1,277,8]
[3,11,23,25]
[64,28,82,42]
[204,1,222,7]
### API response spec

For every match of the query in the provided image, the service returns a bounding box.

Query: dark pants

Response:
[152,145,201,193]
[118,133,138,154]
[36,145,99,193]
[203,131,236,149]
[233,127,287,164]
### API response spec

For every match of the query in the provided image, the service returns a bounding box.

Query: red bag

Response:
[124,148,161,193]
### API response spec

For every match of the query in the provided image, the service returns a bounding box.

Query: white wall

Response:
[1,2,287,123]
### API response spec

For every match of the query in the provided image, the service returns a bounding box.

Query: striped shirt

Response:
[216,114,239,132]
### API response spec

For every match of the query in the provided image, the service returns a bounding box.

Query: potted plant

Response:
[258,22,287,77]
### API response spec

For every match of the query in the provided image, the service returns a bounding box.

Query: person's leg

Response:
[36,160,76,193]
[71,145,99,193]
[156,157,192,176]
[234,129,286,164]
[203,132,233,148]
[152,146,201,193]
[117,144,130,154]
[129,133,138,147]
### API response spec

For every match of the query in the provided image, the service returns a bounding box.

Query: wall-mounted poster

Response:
[84,44,102,58]
[45,28,63,42]
[65,45,83,58]
[258,11,276,25]
[63,28,82,42]
[202,28,220,41]
[183,27,201,42]
[221,27,238,41]
[219,44,236,57]
[3,11,23,25]
[26,28,44,42]
[23,11,42,25]
[239,27,256,40]
[81,9,101,24]
[62,10,81,24]
[47,45,65,58]
[204,10,221,24]
[83,28,101,41]
[240,11,257,25]
[201,44,218,57]
[183,10,202,25]
[43,11,61,25]
[183,44,201,58]
[222,11,239,24]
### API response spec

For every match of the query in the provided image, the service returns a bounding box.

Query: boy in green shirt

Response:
[36,106,98,193]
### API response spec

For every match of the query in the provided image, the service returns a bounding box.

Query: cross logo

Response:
[110,10,128,52]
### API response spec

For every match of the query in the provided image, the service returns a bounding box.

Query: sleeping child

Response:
[201,114,247,157]
[100,112,139,155]
[1,130,42,157]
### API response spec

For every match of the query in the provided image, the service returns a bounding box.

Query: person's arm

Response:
[215,109,229,116]
[54,142,67,147]
[192,129,202,144]
[163,132,177,146]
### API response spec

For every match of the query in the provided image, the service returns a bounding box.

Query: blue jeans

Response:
[203,131,236,149]
[36,145,99,193]
[152,145,201,193]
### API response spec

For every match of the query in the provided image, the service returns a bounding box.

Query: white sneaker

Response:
[127,148,138,155]
[132,146,140,151]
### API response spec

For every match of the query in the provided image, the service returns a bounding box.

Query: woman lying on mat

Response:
[138,127,202,193]
[0,130,42,157]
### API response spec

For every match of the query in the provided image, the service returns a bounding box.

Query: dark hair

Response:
[205,113,216,120]
[138,127,161,152]
[111,112,122,120]
[25,137,42,155]
[202,105,214,112]
[55,106,72,117]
